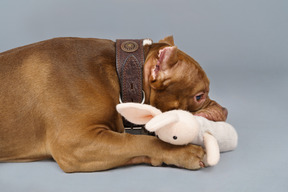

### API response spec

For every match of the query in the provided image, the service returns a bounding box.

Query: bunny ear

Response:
[116,103,162,125]
[203,132,220,166]
[145,111,179,132]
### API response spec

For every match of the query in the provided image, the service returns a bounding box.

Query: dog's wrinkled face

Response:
[144,36,228,121]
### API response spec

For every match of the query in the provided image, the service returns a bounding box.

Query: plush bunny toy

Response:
[116,103,238,166]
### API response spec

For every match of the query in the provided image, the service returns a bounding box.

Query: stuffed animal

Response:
[116,103,238,166]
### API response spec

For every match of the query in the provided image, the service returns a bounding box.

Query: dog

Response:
[0,36,228,172]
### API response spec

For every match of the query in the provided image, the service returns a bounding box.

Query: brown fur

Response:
[0,36,227,172]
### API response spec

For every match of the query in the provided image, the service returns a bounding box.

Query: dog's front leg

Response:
[49,127,205,172]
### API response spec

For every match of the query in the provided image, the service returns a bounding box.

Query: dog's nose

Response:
[222,107,228,120]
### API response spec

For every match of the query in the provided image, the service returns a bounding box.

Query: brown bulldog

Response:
[0,36,227,172]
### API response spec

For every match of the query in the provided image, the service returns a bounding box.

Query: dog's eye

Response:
[196,95,202,101]
[194,92,206,103]
[195,94,204,102]
[173,136,177,140]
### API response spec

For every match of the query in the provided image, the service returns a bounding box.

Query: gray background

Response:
[1,0,288,191]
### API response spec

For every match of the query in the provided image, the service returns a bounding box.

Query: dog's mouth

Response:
[194,106,228,122]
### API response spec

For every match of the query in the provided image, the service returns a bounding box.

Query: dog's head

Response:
[143,36,228,121]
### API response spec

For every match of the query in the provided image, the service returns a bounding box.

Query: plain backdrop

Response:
[1,0,288,192]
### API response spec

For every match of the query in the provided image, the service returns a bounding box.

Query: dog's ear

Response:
[116,103,162,125]
[159,36,175,46]
[145,111,179,132]
[149,46,178,90]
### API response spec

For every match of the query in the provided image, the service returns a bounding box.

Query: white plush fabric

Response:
[116,103,238,166]
[193,116,238,152]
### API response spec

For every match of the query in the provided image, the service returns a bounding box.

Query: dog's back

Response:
[0,38,120,161]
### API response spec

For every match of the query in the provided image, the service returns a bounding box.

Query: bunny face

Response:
[147,110,200,145]
[116,103,200,145]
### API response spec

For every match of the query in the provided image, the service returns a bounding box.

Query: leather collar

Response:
[116,39,152,134]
